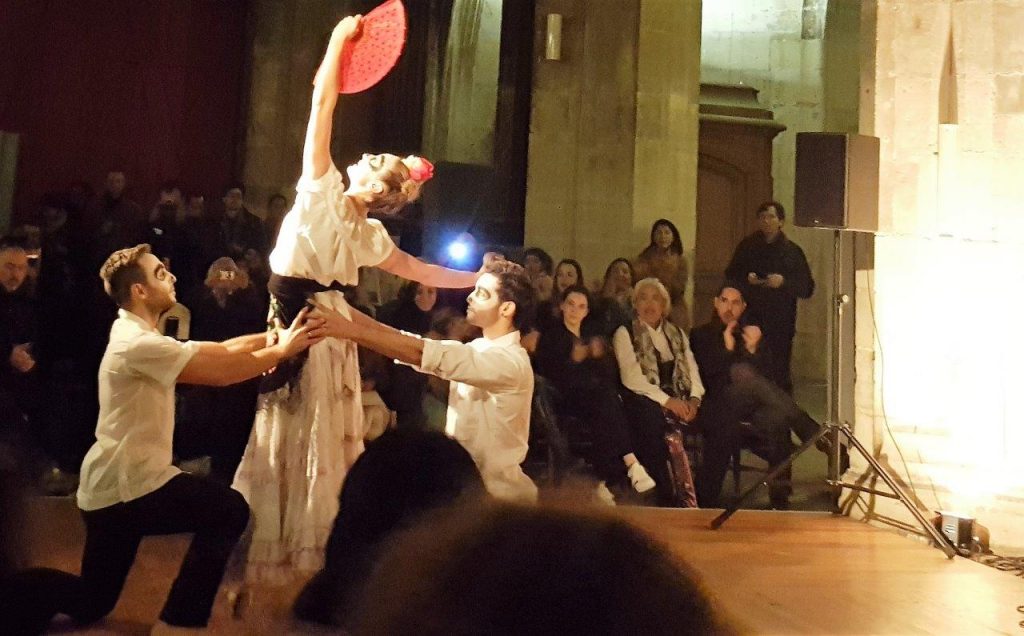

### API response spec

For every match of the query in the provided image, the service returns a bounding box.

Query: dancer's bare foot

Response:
[226,585,251,620]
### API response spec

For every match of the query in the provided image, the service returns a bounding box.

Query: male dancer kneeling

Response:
[311,259,538,503]
[1,244,324,634]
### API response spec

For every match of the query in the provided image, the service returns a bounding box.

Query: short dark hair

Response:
[715,280,745,300]
[485,259,535,332]
[225,182,245,196]
[757,200,785,221]
[522,247,554,275]
[99,244,152,307]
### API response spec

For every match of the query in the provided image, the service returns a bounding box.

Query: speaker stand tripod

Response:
[708,422,956,558]
[707,230,957,559]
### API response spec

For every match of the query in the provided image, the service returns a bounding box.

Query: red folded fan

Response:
[339,0,408,94]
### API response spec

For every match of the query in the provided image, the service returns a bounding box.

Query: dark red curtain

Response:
[0,0,249,221]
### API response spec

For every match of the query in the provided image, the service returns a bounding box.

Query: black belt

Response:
[259,274,356,394]
[267,274,356,300]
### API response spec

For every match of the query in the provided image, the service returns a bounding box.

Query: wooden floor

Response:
[19,496,1023,635]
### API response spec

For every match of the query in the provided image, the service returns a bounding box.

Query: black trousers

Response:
[619,391,675,505]
[1,473,249,632]
[556,380,634,485]
[696,364,820,507]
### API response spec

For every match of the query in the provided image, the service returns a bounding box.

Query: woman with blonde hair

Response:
[232,15,483,583]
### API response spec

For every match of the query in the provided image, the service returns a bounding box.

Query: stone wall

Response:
[854,0,1024,552]
[524,0,702,288]
[242,0,370,216]
[701,0,861,388]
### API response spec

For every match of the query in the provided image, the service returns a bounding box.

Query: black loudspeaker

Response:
[794,133,879,232]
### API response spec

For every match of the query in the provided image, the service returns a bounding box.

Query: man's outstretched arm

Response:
[312,304,524,392]
[313,303,425,366]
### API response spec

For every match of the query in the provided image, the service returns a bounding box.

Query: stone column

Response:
[525,0,702,288]
[633,0,702,309]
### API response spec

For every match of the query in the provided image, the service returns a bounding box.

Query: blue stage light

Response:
[447,239,470,263]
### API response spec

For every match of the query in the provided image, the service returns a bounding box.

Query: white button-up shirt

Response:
[416,330,537,503]
[77,309,201,511]
[612,321,705,407]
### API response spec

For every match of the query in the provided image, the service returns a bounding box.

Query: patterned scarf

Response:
[630,318,692,398]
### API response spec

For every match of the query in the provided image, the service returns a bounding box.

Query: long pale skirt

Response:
[232,334,363,584]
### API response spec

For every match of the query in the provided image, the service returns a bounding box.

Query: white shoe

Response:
[627,462,656,493]
[595,481,617,506]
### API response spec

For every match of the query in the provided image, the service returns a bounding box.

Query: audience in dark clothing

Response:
[588,257,636,339]
[725,201,814,393]
[689,282,823,509]
[533,285,656,502]
[377,281,439,431]
[178,258,267,483]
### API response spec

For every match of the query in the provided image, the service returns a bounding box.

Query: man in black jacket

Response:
[689,283,823,509]
[725,201,814,393]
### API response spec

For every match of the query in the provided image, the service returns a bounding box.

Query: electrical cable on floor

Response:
[965,551,1024,628]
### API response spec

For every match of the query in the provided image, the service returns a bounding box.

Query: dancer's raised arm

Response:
[303,16,362,181]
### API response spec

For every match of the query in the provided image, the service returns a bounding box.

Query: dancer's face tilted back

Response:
[346,153,407,199]
[137,252,178,314]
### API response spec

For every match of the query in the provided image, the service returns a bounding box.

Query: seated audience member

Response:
[522,246,555,303]
[613,278,704,507]
[293,429,486,628]
[535,258,585,332]
[689,283,825,509]
[377,280,439,431]
[219,184,266,259]
[238,248,269,297]
[85,170,144,261]
[0,238,44,475]
[352,503,734,635]
[589,257,636,338]
[263,193,289,247]
[533,285,656,503]
[359,346,394,442]
[177,258,267,483]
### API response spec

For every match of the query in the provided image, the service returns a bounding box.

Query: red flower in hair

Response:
[406,156,435,183]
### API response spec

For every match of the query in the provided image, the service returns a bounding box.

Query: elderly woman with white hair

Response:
[611,278,704,506]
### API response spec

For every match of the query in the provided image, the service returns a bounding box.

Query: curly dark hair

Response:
[522,247,554,276]
[757,200,786,221]
[484,259,536,332]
